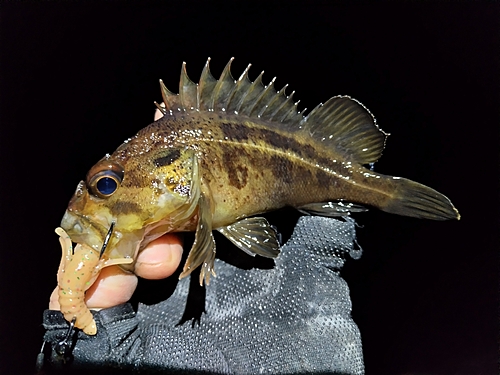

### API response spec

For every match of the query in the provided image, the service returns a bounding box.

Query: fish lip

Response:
[60,210,109,251]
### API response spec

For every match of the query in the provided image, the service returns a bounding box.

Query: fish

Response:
[59,57,459,333]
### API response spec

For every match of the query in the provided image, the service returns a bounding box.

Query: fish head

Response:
[61,146,200,262]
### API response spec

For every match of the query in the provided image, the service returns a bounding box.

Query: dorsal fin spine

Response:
[238,71,264,115]
[282,101,304,125]
[257,80,287,119]
[280,102,297,123]
[179,62,197,110]
[301,103,322,128]
[224,80,241,112]
[154,101,167,115]
[273,90,295,122]
[198,58,217,111]
[227,64,252,113]
[298,107,307,118]
[159,79,178,111]
[250,77,277,117]
[262,84,289,121]
[222,60,248,112]
[212,57,235,111]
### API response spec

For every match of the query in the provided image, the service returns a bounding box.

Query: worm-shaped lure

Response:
[55,227,132,335]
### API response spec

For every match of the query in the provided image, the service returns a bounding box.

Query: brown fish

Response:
[59,57,459,333]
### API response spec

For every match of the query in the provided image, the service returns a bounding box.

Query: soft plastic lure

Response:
[55,227,132,335]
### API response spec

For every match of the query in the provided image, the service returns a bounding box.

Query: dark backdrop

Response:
[1,2,498,374]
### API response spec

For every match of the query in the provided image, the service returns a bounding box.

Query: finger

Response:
[85,266,138,309]
[49,267,138,310]
[82,234,182,307]
[134,233,183,279]
[154,103,165,120]
[49,286,60,310]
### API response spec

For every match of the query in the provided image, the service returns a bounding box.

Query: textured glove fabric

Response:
[42,216,364,374]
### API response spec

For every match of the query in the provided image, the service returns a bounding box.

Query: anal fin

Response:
[217,217,280,259]
[298,201,368,217]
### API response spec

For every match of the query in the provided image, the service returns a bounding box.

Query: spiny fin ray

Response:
[159,79,181,111]
[198,58,217,111]
[226,63,252,113]
[179,62,197,110]
[213,57,236,111]
[261,85,289,121]
[238,70,265,116]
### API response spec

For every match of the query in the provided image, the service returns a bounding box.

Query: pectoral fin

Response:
[298,201,368,217]
[217,217,280,258]
[179,192,216,286]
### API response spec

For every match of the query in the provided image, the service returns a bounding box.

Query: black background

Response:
[1,2,498,374]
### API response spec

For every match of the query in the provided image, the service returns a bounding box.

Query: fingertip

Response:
[154,104,165,120]
[49,287,60,310]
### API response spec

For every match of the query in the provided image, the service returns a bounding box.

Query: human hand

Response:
[43,216,364,374]
[49,233,183,311]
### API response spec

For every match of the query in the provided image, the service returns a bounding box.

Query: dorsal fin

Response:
[300,96,388,164]
[159,58,388,164]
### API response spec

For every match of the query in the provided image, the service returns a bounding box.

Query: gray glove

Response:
[41,216,364,374]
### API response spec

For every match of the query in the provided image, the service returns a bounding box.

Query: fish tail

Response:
[381,178,460,220]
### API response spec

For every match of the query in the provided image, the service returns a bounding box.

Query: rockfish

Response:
[59,57,459,332]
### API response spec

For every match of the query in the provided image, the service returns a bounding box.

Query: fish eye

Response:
[87,162,124,199]
[96,174,119,194]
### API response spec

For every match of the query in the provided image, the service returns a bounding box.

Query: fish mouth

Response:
[60,210,145,266]
[61,210,108,252]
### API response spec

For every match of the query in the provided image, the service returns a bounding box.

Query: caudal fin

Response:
[382,178,460,220]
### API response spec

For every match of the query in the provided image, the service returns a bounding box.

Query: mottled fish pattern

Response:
[61,57,460,286]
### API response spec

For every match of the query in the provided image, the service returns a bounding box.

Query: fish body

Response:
[61,57,460,292]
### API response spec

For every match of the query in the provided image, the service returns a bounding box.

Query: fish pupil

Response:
[96,177,117,195]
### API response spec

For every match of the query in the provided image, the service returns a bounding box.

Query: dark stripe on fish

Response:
[221,148,250,189]
[109,201,142,215]
[222,123,310,157]
[269,155,294,185]
[154,149,181,167]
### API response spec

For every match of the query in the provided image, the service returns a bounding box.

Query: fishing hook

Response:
[99,221,115,259]
[54,317,76,357]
